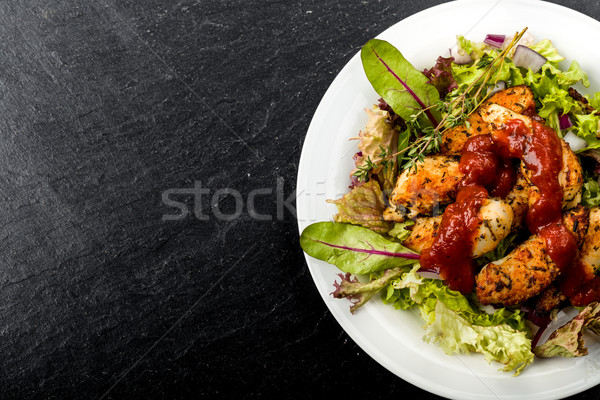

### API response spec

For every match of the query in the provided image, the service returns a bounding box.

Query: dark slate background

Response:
[0,0,598,398]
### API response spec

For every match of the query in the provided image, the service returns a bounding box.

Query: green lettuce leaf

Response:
[450,53,523,94]
[361,39,440,126]
[387,220,415,242]
[582,174,600,207]
[588,92,600,110]
[542,61,589,87]
[331,268,406,313]
[352,106,398,178]
[456,35,486,59]
[570,114,600,150]
[530,39,565,64]
[534,302,600,358]
[299,222,419,275]
[386,267,527,330]
[382,265,532,374]
[424,301,534,375]
[327,179,392,233]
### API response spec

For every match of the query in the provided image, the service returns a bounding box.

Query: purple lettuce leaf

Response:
[423,56,458,99]
[533,302,600,358]
[331,268,405,313]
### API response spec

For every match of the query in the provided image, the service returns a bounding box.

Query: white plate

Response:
[296,0,600,399]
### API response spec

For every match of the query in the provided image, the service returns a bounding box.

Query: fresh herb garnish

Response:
[373,28,529,172]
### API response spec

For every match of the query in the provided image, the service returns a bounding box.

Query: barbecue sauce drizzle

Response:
[421,117,599,305]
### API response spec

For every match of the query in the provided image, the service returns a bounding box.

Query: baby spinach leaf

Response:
[299,222,419,275]
[361,39,440,126]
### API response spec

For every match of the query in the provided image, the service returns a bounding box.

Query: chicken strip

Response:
[579,206,600,274]
[441,85,535,155]
[479,102,532,132]
[402,199,513,257]
[476,235,557,306]
[558,139,584,209]
[476,206,588,306]
[383,155,462,221]
[504,167,529,230]
[402,216,441,253]
[535,205,594,314]
[534,284,567,315]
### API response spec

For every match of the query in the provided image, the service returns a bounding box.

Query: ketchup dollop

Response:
[420,185,488,293]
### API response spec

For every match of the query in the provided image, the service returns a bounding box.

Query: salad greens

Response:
[534,302,600,357]
[361,39,440,127]
[326,179,392,233]
[350,107,399,187]
[425,301,533,375]
[300,28,600,375]
[299,222,418,275]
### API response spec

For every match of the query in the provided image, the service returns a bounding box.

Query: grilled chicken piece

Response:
[441,85,535,155]
[383,155,462,221]
[534,205,595,314]
[534,284,567,315]
[479,104,584,210]
[558,139,584,209]
[480,103,533,131]
[563,204,590,246]
[402,199,513,257]
[476,206,588,306]
[505,167,529,230]
[402,216,441,253]
[579,206,600,274]
[472,199,515,257]
[476,235,557,306]
[524,139,584,210]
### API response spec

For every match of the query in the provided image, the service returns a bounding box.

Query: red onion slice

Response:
[563,131,588,152]
[512,45,547,72]
[487,81,506,96]
[484,34,506,48]
[416,271,441,280]
[449,46,472,65]
[559,113,573,130]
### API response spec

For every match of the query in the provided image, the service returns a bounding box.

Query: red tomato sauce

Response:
[562,260,600,306]
[421,116,598,303]
[420,185,488,293]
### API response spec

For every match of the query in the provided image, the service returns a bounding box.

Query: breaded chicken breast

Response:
[476,206,588,306]
[383,155,463,221]
[504,167,529,230]
[579,206,600,274]
[441,85,535,155]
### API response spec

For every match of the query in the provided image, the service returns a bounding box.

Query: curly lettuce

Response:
[327,179,392,233]
[382,265,533,375]
[534,302,600,358]
[425,301,534,375]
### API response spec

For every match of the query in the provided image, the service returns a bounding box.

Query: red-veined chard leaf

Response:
[299,222,419,275]
[361,39,440,126]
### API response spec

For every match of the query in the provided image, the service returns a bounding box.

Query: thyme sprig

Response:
[390,27,529,172]
[352,145,396,182]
